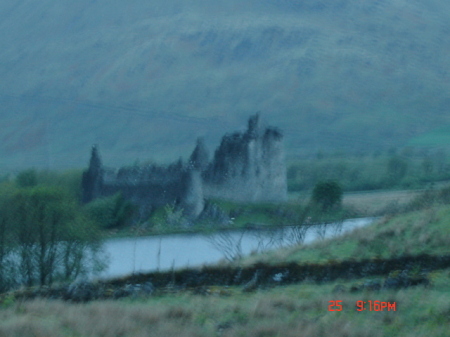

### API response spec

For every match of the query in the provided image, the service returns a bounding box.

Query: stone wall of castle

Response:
[81,114,287,223]
[82,153,199,221]
[203,114,287,203]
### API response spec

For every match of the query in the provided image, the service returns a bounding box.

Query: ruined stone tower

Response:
[188,138,209,171]
[81,145,103,203]
[81,114,287,224]
[203,113,288,202]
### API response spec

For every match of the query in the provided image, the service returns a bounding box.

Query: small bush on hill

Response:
[311,180,343,211]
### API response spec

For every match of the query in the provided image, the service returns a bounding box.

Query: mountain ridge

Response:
[1,0,450,170]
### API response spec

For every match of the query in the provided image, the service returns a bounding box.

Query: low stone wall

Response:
[2,253,448,303]
[113,253,449,288]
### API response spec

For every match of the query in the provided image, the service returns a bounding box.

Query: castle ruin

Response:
[81,114,287,223]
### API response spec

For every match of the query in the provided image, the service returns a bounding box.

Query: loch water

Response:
[96,218,376,279]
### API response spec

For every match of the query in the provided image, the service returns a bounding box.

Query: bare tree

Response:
[330,220,344,237]
[314,222,328,240]
[205,230,246,262]
[285,224,311,246]
[251,228,285,252]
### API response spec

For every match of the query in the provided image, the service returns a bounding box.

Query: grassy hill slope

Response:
[1,0,450,170]
[240,202,450,267]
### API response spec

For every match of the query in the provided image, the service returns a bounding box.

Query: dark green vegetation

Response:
[84,193,135,230]
[288,148,450,192]
[1,0,450,170]
[311,180,343,211]
[119,186,356,238]
[118,198,352,238]
[0,170,105,292]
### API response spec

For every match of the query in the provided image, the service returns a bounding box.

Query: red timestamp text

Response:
[328,300,397,311]
[328,300,343,311]
[356,300,396,311]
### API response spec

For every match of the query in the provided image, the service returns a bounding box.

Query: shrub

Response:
[15,169,38,188]
[84,193,135,229]
[311,180,343,211]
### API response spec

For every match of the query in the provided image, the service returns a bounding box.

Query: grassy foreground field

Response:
[0,193,449,336]
[0,273,449,337]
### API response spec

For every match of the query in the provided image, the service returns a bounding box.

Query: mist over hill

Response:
[1,0,450,170]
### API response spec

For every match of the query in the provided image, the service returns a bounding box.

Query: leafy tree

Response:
[311,180,343,211]
[386,155,408,184]
[1,186,105,289]
[15,169,38,188]
[84,192,135,229]
[0,183,17,291]
[36,169,84,200]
